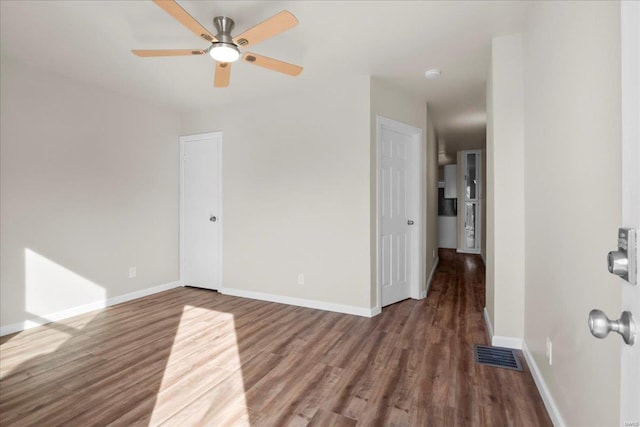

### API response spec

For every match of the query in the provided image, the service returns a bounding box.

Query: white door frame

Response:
[179,132,223,289]
[376,115,424,309]
[620,1,639,423]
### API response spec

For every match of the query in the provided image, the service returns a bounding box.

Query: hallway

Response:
[424,249,551,425]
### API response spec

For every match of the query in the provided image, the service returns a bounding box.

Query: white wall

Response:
[523,1,622,425]
[369,78,438,303]
[486,34,525,340]
[181,77,372,310]
[1,67,436,324]
[0,56,181,329]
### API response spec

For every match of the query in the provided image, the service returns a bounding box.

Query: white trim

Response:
[483,307,494,341]
[221,287,378,318]
[522,341,567,427]
[0,281,181,336]
[375,115,425,307]
[620,2,640,424]
[180,132,223,290]
[457,248,483,255]
[491,335,523,349]
[423,256,439,298]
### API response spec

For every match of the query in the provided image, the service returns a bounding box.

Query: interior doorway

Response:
[376,116,424,307]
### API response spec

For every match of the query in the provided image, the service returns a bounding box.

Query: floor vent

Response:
[474,345,523,371]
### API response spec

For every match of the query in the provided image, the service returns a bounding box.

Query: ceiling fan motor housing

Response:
[213,16,235,45]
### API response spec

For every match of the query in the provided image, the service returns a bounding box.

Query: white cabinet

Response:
[444,164,457,198]
[438,216,457,249]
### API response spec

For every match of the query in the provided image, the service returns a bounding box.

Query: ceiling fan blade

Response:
[242,53,303,76]
[152,0,217,43]
[214,62,231,87]
[233,10,297,48]
[132,49,206,57]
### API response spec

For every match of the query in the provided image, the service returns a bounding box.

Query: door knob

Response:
[588,309,636,345]
[407,220,415,225]
[209,216,217,222]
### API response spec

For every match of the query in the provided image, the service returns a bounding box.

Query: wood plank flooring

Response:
[0,249,552,426]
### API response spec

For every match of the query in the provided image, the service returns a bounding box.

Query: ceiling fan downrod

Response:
[212,16,235,44]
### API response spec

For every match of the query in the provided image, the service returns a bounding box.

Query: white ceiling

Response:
[0,0,530,159]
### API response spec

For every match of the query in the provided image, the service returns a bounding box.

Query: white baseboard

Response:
[522,341,566,427]
[492,335,524,349]
[456,248,481,254]
[422,256,440,298]
[220,287,377,317]
[483,307,494,341]
[486,334,566,426]
[482,312,563,425]
[0,281,181,337]
[483,310,523,350]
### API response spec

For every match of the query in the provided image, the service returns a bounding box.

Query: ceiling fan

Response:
[132,0,303,87]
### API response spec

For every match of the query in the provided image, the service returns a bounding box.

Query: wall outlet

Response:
[546,337,553,366]
[129,267,137,279]
[297,273,304,285]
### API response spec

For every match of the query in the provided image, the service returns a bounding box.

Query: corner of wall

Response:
[488,32,525,340]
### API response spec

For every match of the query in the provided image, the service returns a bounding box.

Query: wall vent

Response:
[474,345,523,371]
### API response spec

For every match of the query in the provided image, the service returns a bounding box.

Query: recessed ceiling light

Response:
[424,69,441,79]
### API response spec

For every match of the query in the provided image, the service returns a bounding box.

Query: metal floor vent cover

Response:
[474,345,523,371]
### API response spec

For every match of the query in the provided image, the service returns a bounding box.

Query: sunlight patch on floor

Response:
[149,305,250,426]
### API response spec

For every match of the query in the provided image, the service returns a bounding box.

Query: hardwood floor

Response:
[0,250,552,426]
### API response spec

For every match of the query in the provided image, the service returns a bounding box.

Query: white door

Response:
[180,132,222,290]
[620,1,639,423]
[378,117,421,307]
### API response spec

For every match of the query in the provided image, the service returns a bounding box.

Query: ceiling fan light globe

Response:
[209,43,240,63]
